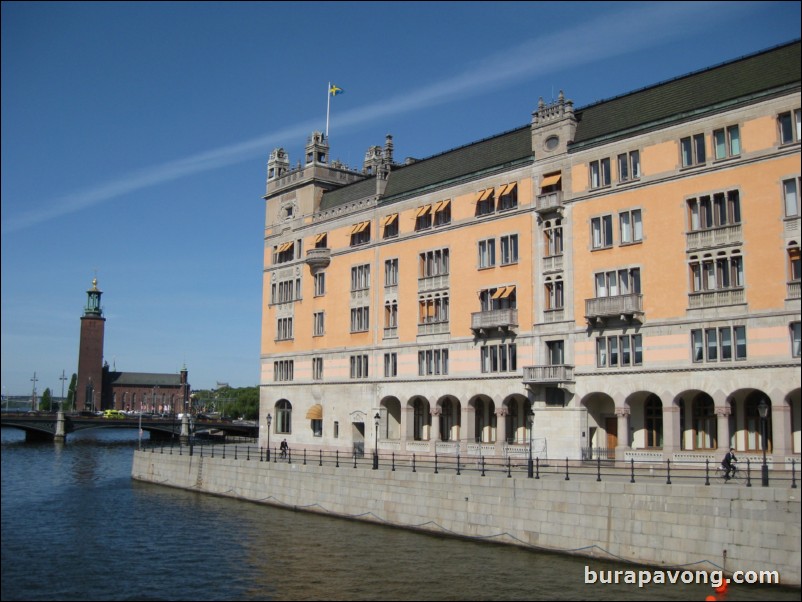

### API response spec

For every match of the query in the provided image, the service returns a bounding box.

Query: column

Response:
[400,401,413,451]
[770,396,793,460]
[430,407,442,447]
[615,406,630,462]
[495,407,509,456]
[462,403,475,454]
[662,403,681,457]
[715,405,732,451]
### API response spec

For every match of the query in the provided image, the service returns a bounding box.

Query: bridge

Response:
[0,411,259,442]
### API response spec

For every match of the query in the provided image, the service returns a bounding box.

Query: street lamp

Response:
[757,398,770,487]
[266,413,272,461]
[527,407,535,478]
[373,412,381,470]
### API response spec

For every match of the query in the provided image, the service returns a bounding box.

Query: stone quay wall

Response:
[132,449,801,585]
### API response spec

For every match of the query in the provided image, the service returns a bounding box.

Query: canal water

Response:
[1,427,797,601]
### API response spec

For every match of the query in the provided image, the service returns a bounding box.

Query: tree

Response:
[39,388,52,411]
[66,373,77,411]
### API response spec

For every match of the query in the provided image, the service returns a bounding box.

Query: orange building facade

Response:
[259,42,801,466]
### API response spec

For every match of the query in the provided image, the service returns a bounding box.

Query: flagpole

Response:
[326,81,331,138]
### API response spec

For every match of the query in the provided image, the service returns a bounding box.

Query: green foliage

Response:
[192,385,259,420]
[39,388,52,411]
[66,373,77,411]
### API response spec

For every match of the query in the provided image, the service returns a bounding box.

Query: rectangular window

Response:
[351,264,371,291]
[478,238,496,268]
[590,158,611,189]
[619,209,642,244]
[384,301,398,330]
[594,267,640,297]
[544,221,563,257]
[314,233,328,248]
[382,214,399,239]
[349,355,369,379]
[591,215,613,249]
[689,254,742,292]
[547,340,564,365]
[680,133,706,167]
[617,150,640,182]
[545,278,564,310]
[384,353,398,377]
[314,272,326,297]
[778,109,801,144]
[419,248,449,278]
[385,258,398,286]
[434,200,451,226]
[597,335,642,367]
[276,317,293,340]
[418,295,449,324]
[350,307,370,333]
[500,234,519,265]
[475,188,495,216]
[312,357,323,380]
[480,343,517,373]
[273,360,294,382]
[713,125,741,159]
[784,178,800,217]
[415,205,433,231]
[691,326,745,362]
[418,349,449,376]
[687,190,741,230]
[350,221,371,246]
[792,322,801,358]
[313,312,324,337]
[497,183,518,211]
[271,278,302,304]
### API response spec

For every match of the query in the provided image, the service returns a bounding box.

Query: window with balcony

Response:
[500,234,519,265]
[497,182,518,211]
[689,251,743,294]
[475,188,495,216]
[547,340,564,365]
[419,248,449,278]
[596,334,643,367]
[434,200,451,226]
[274,361,294,382]
[312,357,323,380]
[314,272,326,297]
[687,190,741,231]
[788,244,801,300]
[418,349,449,376]
[350,355,369,379]
[350,221,371,246]
[479,286,517,311]
[590,158,611,189]
[415,205,433,231]
[478,238,495,269]
[544,219,563,257]
[619,209,642,245]
[784,178,800,217]
[274,241,297,264]
[778,109,801,144]
[382,214,399,238]
[351,264,370,291]
[384,301,398,332]
[680,133,706,167]
[480,343,517,373]
[385,258,398,287]
[350,306,370,333]
[594,267,641,298]
[591,215,613,249]
[691,326,746,362]
[313,233,328,248]
[713,125,740,159]
[313,311,325,337]
[545,277,564,310]
[418,294,449,325]
[276,317,293,341]
[384,353,397,377]
[617,150,641,183]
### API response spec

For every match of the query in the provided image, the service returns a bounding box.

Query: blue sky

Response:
[2,1,800,397]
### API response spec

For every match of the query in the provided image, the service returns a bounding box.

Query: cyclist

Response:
[721,448,738,480]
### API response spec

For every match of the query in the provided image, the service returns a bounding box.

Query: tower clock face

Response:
[545,135,559,150]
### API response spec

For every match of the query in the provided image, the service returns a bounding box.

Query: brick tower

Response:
[76,278,105,412]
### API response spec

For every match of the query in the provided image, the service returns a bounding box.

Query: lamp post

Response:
[266,413,272,461]
[373,412,381,470]
[757,398,770,487]
[527,407,535,478]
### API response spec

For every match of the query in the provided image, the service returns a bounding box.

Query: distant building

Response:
[75,278,190,413]
[259,41,801,463]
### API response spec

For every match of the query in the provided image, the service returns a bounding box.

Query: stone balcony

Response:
[471,308,518,334]
[585,294,643,326]
[685,224,742,251]
[305,248,331,271]
[535,190,564,215]
[522,365,574,386]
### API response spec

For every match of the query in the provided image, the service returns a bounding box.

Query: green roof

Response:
[107,372,183,387]
[319,177,377,212]
[571,40,801,147]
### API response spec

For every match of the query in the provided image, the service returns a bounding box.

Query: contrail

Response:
[1,1,756,234]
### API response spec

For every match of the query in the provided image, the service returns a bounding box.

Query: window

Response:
[596,334,643,367]
[591,215,613,249]
[314,272,326,297]
[784,178,800,217]
[792,322,801,358]
[497,182,518,211]
[273,241,298,264]
[480,343,517,373]
[545,277,564,310]
[415,205,433,231]
[418,349,449,376]
[475,188,495,216]
[276,317,293,340]
[713,125,740,159]
[478,238,496,268]
[313,233,328,248]
[273,362,294,382]
[350,306,369,332]
[334,421,339,439]
[312,357,323,380]
[384,353,397,377]
[418,294,449,324]
[544,220,563,256]
[590,158,611,189]
[313,312,325,336]
[385,258,398,286]
[350,355,369,379]
[311,419,322,437]
[547,340,564,365]
[687,190,741,230]
[271,277,302,304]
[617,150,641,182]
[789,245,801,282]
[691,326,746,362]
[350,221,371,246]
[275,400,292,433]
[594,267,641,297]
[351,264,370,291]
[382,214,399,239]
[384,301,398,330]
[434,200,451,226]
[619,209,643,244]
[778,109,801,144]
[419,248,449,278]
[500,234,519,265]
[479,286,517,311]
[689,252,743,292]
[680,133,706,167]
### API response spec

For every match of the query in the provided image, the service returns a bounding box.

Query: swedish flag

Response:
[329,84,344,96]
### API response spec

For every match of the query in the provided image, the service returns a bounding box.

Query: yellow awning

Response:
[540,174,562,188]
[477,188,493,202]
[497,183,512,197]
[491,287,506,299]
[503,182,517,195]
[313,233,326,243]
[352,221,369,234]
[500,285,516,299]
[415,205,432,217]
[306,404,323,420]
[278,241,293,252]
[434,199,451,212]
[381,214,398,226]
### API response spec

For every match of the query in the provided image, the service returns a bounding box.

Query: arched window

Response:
[413,398,430,441]
[745,394,772,452]
[275,400,292,434]
[693,396,716,449]
[474,398,496,443]
[644,395,663,448]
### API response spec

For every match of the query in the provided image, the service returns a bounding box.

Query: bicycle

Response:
[715,462,743,483]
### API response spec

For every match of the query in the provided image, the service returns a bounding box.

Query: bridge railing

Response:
[140,439,800,488]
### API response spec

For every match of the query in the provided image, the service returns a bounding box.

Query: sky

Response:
[1,1,800,397]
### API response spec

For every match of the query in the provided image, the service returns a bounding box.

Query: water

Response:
[1,428,798,601]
